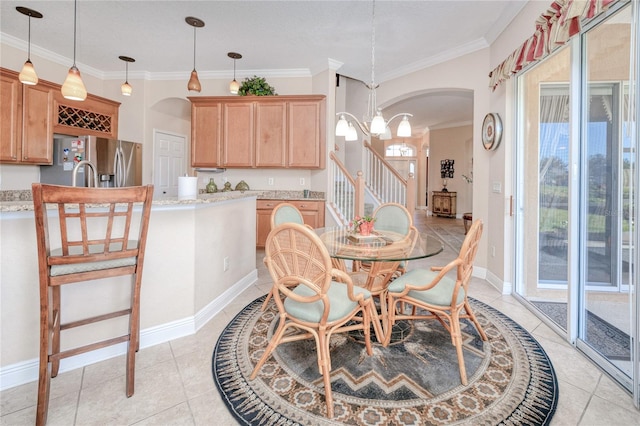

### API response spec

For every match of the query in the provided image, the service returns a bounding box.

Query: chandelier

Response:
[335,0,412,142]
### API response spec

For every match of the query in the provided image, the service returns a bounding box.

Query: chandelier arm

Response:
[385,113,414,126]
[336,112,371,135]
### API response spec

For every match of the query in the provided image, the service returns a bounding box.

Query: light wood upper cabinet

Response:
[22,82,55,163]
[0,71,21,162]
[53,92,120,139]
[189,95,326,169]
[288,100,325,168]
[0,68,54,164]
[191,101,222,167]
[1,67,120,165]
[223,102,254,167]
[255,101,287,167]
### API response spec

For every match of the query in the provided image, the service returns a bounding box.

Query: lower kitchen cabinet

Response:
[256,199,325,247]
[432,191,457,218]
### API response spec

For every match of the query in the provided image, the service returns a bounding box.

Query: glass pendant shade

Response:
[186,17,205,92]
[121,81,132,96]
[19,60,38,85]
[188,70,201,92]
[16,7,43,86]
[335,114,349,136]
[370,111,386,135]
[62,0,85,101]
[62,65,87,101]
[227,52,242,95]
[396,115,412,137]
[119,55,135,96]
[229,79,240,94]
[345,123,358,141]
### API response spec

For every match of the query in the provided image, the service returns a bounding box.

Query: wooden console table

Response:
[432,191,457,218]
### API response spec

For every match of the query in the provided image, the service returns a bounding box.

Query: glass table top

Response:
[315,227,444,262]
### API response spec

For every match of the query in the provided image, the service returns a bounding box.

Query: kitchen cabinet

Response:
[223,102,254,167]
[0,68,54,164]
[189,95,325,169]
[256,199,325,247]
[0,71,21,162]
[1,67,120,165]
[191,100,222,168]
[288,100,325,168]
[255,101,287,167]
[53,92,120,139]
[432,191,457,218]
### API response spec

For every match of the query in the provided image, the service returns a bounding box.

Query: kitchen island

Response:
[0,191,259,390]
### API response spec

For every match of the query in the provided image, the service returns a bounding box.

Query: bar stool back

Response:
[31,183,154,425]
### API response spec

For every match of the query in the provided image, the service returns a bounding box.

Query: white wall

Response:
[429,125,473,215]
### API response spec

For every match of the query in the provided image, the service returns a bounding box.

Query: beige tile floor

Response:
[2,214,638,425]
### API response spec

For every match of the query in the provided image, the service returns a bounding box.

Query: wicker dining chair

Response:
[383,219,488,385]
[250,222,375,418]
[352,202,417,278]
[260,203,315,310]
[31,183,153,426]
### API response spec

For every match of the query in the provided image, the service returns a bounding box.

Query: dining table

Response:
[315,226,444,343]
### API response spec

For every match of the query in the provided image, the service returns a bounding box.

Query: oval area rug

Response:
[213,296,558,425]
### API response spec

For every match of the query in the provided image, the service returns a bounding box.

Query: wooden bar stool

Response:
[31,183,153,426]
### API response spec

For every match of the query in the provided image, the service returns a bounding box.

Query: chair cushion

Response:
[284,282,371,323]
[387,268,465,307]
[273,206,304,226]
[49,241,138,277]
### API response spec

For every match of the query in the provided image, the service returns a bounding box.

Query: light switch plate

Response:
[492,182,502,193]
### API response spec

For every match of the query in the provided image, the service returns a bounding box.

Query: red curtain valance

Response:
[489,0,617,91]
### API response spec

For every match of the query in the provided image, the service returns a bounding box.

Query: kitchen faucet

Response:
[72,160,99,187]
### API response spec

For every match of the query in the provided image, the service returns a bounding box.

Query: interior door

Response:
[154,130,186,197]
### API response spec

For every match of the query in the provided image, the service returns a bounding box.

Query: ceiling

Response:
[0,0,528,133]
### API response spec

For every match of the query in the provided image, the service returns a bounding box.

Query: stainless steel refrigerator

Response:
[41,136,142,187]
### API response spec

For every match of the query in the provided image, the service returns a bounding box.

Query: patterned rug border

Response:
[213,296,559,425]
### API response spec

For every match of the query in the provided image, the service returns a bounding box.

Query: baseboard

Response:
[485,269,512,294]
[0,269,258,391]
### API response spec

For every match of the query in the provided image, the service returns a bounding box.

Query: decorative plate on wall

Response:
[482,113,503,151]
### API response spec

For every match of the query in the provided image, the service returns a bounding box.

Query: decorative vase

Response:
[206,178,217,193]
[359,222,374,236]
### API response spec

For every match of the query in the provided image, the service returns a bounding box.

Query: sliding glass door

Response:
[515,2,636,399]
[579,11,633,379]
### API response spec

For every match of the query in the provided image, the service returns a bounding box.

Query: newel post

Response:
[355,171,365,218]
[406,172,416,216]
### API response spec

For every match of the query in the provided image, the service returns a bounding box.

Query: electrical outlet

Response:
[268,177,274,186]
[300,178,305,186]
[491,246,496,257]
[223,256,229,271]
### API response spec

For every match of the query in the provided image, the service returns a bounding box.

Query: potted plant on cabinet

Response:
[238,75,277,96]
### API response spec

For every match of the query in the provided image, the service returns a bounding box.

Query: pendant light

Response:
[228,52,242,94]
[16,7,43,86]
[186,16,204,92]
[61,0,87,101]
[119,56,135,96]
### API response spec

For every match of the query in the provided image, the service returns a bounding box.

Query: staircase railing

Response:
[363,141,416,213]
[328,152,364,226]
[328,147,416,226]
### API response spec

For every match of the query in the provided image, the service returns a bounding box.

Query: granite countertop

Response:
[0,189,325,212]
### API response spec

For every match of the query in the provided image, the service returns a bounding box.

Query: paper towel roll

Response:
[178,176,198,200]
